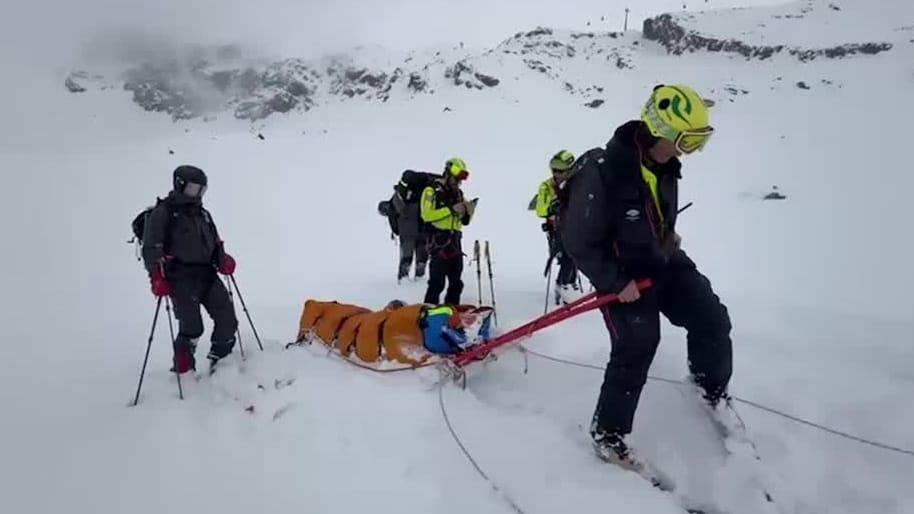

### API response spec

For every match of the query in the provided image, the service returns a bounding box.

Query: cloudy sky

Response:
[2,0,790,70]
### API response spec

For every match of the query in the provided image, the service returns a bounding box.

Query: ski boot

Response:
[591,429,642,472]
[170,339,197,374]
[687,377,748,443]
[206,337,236,373]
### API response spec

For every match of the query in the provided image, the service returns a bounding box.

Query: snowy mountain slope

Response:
[63,0,912,121]
[2,1,914,514]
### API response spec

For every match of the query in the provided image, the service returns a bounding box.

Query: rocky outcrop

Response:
[494,26,639,103]
[96,45,501,120]
[444,60,500,89]
[231,59,320,120]
[523,58,556,78]
[64,71,111,93]
[65,76,86,93]
[122,63,205,120]
[407,72,428,93]
[643,13,892,62]
[121,58,321,121]
[326,62,401,101]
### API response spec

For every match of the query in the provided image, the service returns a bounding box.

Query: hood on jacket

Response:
[607,120,682,179]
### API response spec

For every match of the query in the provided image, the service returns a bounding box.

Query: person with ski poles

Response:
[420,157,477,305]
[557,84,733,469]
[142,165,239,373]
[535,149,582,305]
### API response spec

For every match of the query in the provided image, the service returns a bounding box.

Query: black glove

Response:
[547,199,560,216]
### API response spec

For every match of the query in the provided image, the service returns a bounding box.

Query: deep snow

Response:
[1,0,913,513]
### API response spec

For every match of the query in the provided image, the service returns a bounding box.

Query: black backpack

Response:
[377,199,392,217]
[130,200,162,245]
[395,169,438,204]
[128,199,174,261]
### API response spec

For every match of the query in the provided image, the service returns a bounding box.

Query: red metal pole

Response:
[452,279,652,367]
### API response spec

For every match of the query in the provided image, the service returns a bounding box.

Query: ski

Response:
[674,382,776,507]
[582,425,710,514]
[594,451,707,514]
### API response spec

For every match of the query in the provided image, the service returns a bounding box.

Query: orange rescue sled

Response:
[294,299,495,367]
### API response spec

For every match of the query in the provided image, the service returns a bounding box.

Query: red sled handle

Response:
[451,278,653,367]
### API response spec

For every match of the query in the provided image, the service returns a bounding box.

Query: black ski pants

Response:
[423,231,464,305]
[592,252,732,437]
[168,264,238,357]
[548,231,578,286]
[398,235,429,279]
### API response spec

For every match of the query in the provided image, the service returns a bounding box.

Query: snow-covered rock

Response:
[642,0,899,62]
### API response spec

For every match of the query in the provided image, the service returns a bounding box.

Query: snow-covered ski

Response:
[673,382,779,510]
[593,448,709,514]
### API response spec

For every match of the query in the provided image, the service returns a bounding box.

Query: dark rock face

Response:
[99,47,499,120]
[407,72,428,93]
[444,60,500,89]
[65,76,86,93]
[65,71,110,93]
[325,61,403,101]
[643,13,892,62]
[120,59,319,121]
[122,63,202,120]
[231,59,319,120]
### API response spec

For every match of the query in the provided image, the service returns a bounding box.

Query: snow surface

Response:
[1,1,913,513]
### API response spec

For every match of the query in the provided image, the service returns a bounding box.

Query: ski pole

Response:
[225,277,246,359]
[484,240,497,327]
[229,274,264,351]
[473,240,482,305]
[544,263,553,315]
[132,297,162,407]
[165,298,183,400]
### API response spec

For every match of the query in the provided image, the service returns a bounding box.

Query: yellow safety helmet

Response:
[445,157,469,180]
[641,84,714,154]
[549,150,575,172]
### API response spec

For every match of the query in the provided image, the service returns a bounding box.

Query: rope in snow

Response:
[517,345,914,458]
[437,384,527,514]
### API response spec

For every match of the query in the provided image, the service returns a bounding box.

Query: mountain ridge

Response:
[65,0,905,122]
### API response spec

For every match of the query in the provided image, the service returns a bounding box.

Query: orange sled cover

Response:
[296,299,494,367]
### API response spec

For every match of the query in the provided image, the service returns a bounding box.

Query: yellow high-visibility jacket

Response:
[420,180,471,231]
[535,178,558,219]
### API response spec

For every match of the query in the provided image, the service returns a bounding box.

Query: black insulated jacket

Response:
[141,191,226,275]
[558,120,682,294]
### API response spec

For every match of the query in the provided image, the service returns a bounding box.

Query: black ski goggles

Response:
[183,182,207,197]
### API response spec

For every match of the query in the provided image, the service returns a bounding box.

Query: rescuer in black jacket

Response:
[558,84,732,469]
[142,165,239,373]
